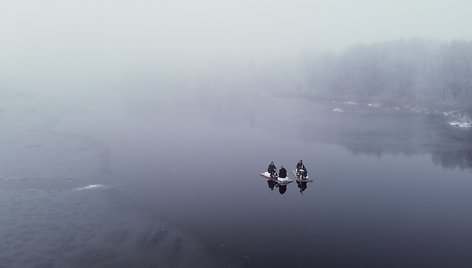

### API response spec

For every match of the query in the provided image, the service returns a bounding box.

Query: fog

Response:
[2,0,472,98]
[2,1,472,267]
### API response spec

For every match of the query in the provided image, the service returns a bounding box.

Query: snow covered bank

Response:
[443,111,472,128]
[449,121,472,128]
[326,98,471,129]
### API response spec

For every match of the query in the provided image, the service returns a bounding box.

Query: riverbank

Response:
[322,98,472,129]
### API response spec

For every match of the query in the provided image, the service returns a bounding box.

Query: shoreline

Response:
[310,97,472,129]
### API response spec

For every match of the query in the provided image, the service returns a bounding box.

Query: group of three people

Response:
[268,160,308,179]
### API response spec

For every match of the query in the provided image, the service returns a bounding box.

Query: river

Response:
[56,94,472,267]
[2,93,471,267]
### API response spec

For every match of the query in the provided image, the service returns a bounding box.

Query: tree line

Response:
[299,39,472,111]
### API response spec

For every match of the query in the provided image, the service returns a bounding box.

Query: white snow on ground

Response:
[328,99,471,130]
[449,121,472,128]
[442,110,472,129]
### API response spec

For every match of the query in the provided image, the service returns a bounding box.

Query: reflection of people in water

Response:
[267,179,276,191]
[268,161,277,177]
[297,181,308,194]
[264,163,289,195]
[278,184,287,194]
[267,179,286,194]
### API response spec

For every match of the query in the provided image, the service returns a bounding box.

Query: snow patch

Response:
[442,110,472,129]
[449,121,472,128]
[368,103,381,108]
[332,108,344,113]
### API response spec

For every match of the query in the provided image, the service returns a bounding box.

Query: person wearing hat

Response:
[278,166,287,179]
[296,160,308,179]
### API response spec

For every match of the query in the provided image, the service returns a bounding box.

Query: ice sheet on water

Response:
[0,101,110,181]
[368,102,381,108]
[0,101,241,267]
[0,187,240,268]
[75,184,108,191]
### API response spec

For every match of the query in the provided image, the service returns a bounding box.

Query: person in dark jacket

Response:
[278,166,287,178]
[296,160,308,178]
[267,161,277,177]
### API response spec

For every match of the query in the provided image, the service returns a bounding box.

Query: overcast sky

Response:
[1,0,472,89]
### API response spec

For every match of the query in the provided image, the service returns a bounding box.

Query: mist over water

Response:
[48,93,471,267]
[2,0,472,267]
[2,76,472,267]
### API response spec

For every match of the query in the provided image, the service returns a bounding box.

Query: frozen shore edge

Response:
[328,99,472,129]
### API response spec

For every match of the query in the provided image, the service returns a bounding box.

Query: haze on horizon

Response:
[1,0,472,95]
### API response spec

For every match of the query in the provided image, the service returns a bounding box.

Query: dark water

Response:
[53,95,472,267]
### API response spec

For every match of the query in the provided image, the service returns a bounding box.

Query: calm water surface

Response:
[58,95,472,268]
